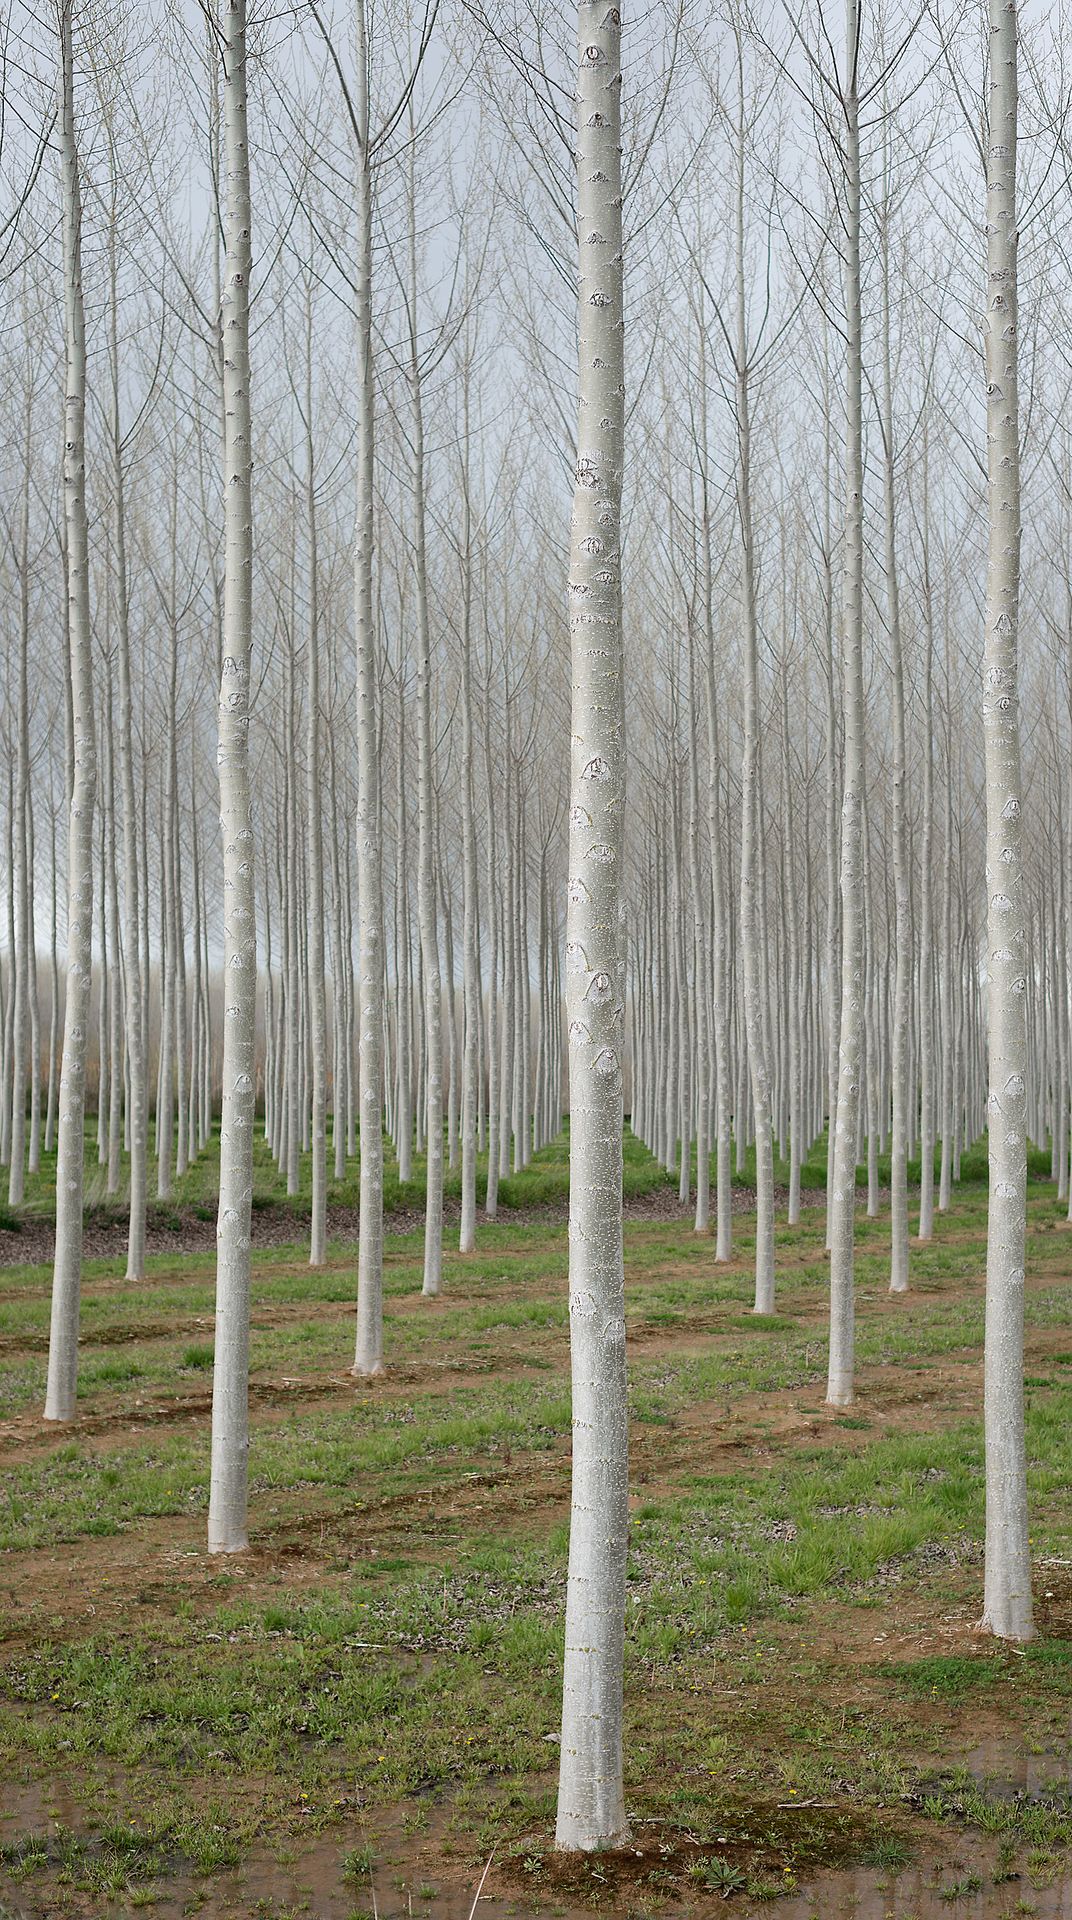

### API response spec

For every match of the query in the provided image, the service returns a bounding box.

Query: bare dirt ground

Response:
[2,1210,1071,1918]
[0,1180,822,1268]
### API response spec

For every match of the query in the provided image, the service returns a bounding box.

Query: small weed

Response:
[860,1833,913,1870]
[341,1844,375,1884]
[746,1872,787,1901]
[938,1873,983,1901]
[701,1854,746,1893]
[0,1834,48,1878]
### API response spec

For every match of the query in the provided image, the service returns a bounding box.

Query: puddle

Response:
[767,1860,1072,1917]
[966,1730,1072,1801]
[6,1775,1072,1919]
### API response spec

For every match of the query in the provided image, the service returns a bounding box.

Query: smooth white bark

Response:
[980,0,1033,1643]
[556,0,629,1853]
[827,0,865,1409]
[351,8,385,1366]
[208,0,256,1553]
[44,0,98,1425]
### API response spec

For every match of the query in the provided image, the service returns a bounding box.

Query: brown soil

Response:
[3,1213,1072,1919]
[0,1180,819,1269]
[0,1337,1040,1648]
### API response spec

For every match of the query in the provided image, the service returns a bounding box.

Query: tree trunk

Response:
[732,40,775,1312]
[9,383,32,1209]
[880,181,910,1294]
[44,0,98,1424]
[980,0,1033,1642]
[208,0,256,1552]
[406,142,444,1301]
[303,289,328,1269]
[555,0,629,1853]
[826,0,865,1408]
[917,429,936,1243]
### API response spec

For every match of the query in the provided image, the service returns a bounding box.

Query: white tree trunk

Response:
[406,149,444,1300]
[980,0,1033,1643]
[27,793,41,1178]
[827,0,865,1409]
[459,367,480,1252]
[303,293,328,1269]
[701,472,732,1262]
[9,390,32,1210]
[352,0,385,1369]
[1067,626,1072,1225]
[103,677,122,1193]
[484,676,501,1219]
[732,45,775,1313]
[917,429,936,1244]
[394,700,414,1183]
[780,650,802,1228]
[555,0,629,1853]
[44,803,59,1157]
[499,736,516,1184]
[687,623,710,1234]
[283,640,300,1195]
[880,189,910,1294]
[939,617,955,1211]
[820,306,840,1255]
[44,0,98,1424]
[208,0,257,1552]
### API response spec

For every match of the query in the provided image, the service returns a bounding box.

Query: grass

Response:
[8,1111,1041,1234]
[2,1134,1072,1914]
[6,1116,674,1228]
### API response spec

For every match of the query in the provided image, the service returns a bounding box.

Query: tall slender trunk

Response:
[459,370,480,1252]
[556,0,628,1852]
[917,429,936,1242]
[172,750,188,1182]
[442,844,461,1173]
[732,38,775,1312]
[303,289,328,1269]
[701,443,732,1261]
[328,741,348,1182]
[483,671,501,1219]
[880,181,910,1294]
[158,594,177,1197]
[826,0,865,1408]
[96,777,108,1166]
[104,670,122,1192]
[283,630,300,1195]
[208,0,256,1551]
[9,384,32,1208]
[514,793,531,1170]
[820,307,840,1254]
[45,802,59,1157]
[26,792,40,1177]
[780,651,802,1227]
[0,814,10,1175]
[499,742,516,1184]
[406,143,443,1301]
[394,697,413,1182]
[939,602,955,1210]
[980,0,1033,1642]
[687,617,710,1233]
[45,0,98,1423]
[1066,618,1072,1224]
